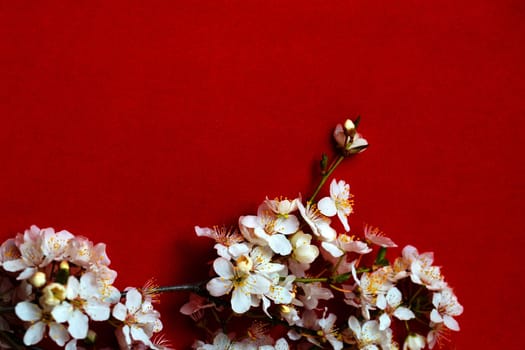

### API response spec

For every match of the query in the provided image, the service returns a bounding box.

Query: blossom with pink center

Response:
[67,236,111,268]
[317,179,353,232]
[180,293,217,321]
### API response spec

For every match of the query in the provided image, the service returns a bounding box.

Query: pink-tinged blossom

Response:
[333,121,368,154]
[67,236,111,268]
[317,179,353,232]
[364,226,397,248]
[2,226,46,280]
[321,233,372,258]
[264,197,299,217]
[297,282,334,310]
[195,226,250,260]
[180,293,217,321]
[402,246,447,291]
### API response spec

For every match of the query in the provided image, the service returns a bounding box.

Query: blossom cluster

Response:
[0,225,167,349]
[183,120,463,350]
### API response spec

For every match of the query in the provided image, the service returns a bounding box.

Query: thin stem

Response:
[309,155,345,203]
[155,284,204,293]
[293,277,328,283]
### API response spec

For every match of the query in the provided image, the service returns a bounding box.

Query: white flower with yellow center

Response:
[206,256,271,314]
[347,316,385,350]
[112,288,163,350]
[430,287,463,331]
[377,287,415,331]
[15,301,70,346]
[239,202,299,255]
[51,273,111,339]
[317,179,353,232]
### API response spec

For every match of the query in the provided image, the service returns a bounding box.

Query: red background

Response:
[1,1,524,349]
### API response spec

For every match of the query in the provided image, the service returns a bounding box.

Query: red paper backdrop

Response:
[1,1,524,349]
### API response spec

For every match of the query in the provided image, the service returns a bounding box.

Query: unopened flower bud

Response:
[343,119,357,137]
[59,260,70,272]
[29,271,46,288]
[403,333,426,350]
[40,282,66,307]
[85,330,97,345]
[235,255,253,274]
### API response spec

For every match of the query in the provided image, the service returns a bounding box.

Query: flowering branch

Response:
[0,118,462,350]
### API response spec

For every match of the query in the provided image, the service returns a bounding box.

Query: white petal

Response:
[49,322,70,346]
[15,301,42,322]
[112,303,128,321]
[246,274,271,294]
[213,258,235,279]
[318,197,337,217]
[376,294,387,310]
[66,276,80,300]
[228,243,250,258]
[379,313,391,331]
[393,307,415,320]
[337,210,350,232]
[275,216,299,235]
[348,316,361,336]
[386,287,402,307]
[17,267,37,280]
[231,287,251,313]
[207,277,232,297]
[85,299,110,321]
[68,310,89,339]
[194,226,214,238]
[430,309,443,323]
[321,242,343,257]
[125,288,142,314]
[1,259,27,272]
[23,321,45,345]
[130,325,154,346]
[443,315,460,331]
[268,234,292,255]
[51,302,73,323]
[65,339,77,350]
